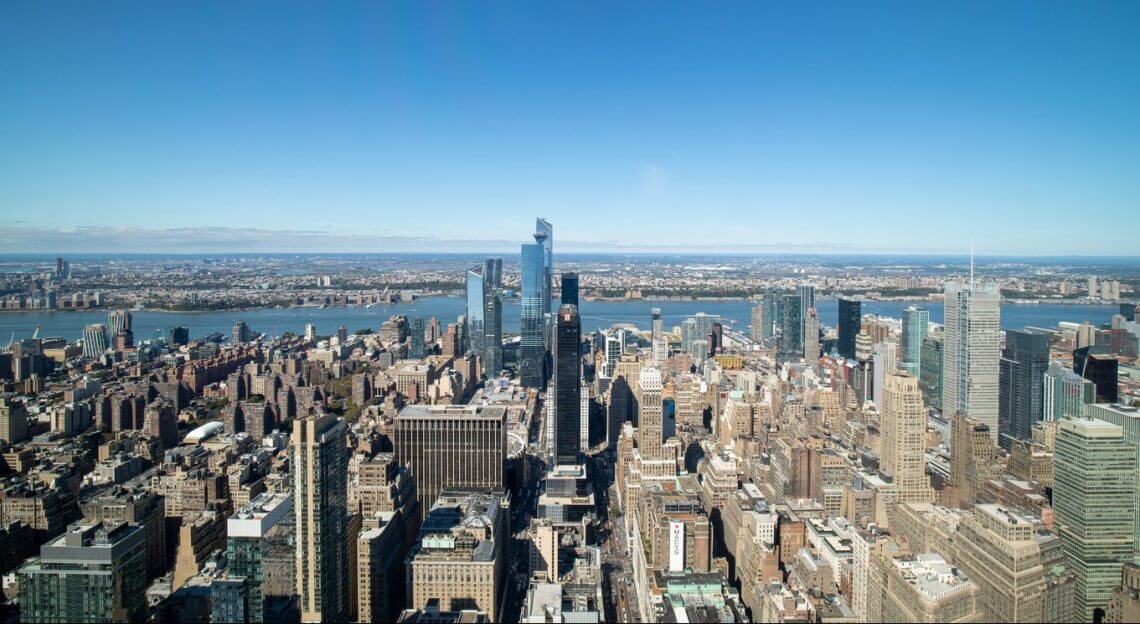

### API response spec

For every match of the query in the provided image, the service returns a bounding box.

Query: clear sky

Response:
[2,1,1138,254]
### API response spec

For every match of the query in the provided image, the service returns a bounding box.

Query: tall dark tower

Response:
[837,298,861,359]
[560,272,579,307]
[553,304,581,465]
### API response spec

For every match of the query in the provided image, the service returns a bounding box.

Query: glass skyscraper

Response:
[536,218,553,316]
[777,294,803,363]
[466,258,503,381]
[901,306,929,376]
[998,328,1049,448]
[553,305,581,465]
[410,316,425,358]
[520,242,545,387]
[943,279,1001,443]
[837,298,861,360]
[561,272,578,307]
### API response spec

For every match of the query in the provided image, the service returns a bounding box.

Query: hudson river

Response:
[0,298,1122,343]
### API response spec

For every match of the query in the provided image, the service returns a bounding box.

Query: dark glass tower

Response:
[777,294,803,363]
[560,272,579,307]
[837,298,861,359]
[998,329,1049,449]
[520,243,545,387]
[410,317,425,358]
[553,305,581,465]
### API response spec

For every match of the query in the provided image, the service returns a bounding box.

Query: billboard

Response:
[669,520,685,572]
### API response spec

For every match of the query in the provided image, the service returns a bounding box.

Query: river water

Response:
[0,298,1122,343]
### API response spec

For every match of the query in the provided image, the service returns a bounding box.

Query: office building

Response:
[637,367,665,460]
[760,290,777,342]
[168,326,189,346]
[804,307,820,361]
[900,306,929,376]
[797,284,815,335]
[750,304,765,343]
[232,320,252,344]
[305,323,317,343]
[869,552,981,622]
[18,522,147,624]
[1043,361,1095,422]
[950,413,999,508]
[520,242,545,388]
[880,371,934,504]
[1054,417,1137,622]
[837,297,861,359]
[777,294,803,363]
[999,329,1049,448]
[943,279,1001,443]
[108,308,132,336]
[357,511,408,624]
[1107,562,1140,624]
[82,323,108,358]
[466,259,502,381]
[223,493,294,624]
[919,335,943,410]
[535,218,553,317]
[0,395,29,444]
[294,414,351,622]
[552,305,581,465]
[1074,348,1119,404]
[408,489,510,622]
[561,272,578,307]
[410,317,425,358]
[954,504,1046,623]
[394,405,506,520]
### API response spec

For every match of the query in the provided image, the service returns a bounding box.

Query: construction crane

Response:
[31,324,40,340]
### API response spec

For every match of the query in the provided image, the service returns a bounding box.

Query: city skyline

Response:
[4,2,1140,255]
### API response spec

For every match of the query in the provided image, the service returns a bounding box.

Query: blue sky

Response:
[2,1,1138,254]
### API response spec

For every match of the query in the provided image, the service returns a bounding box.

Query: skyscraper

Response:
[998,329,1049,449]
[233,320,252,344]
[761,290,777,342]
[777,294,803,363]
[168,326,189,346]
[796,285,814,348]
[837,298,861,360]
[561,272,579,307]
[900,306,929,376]
[880,371,934,504]
[393,404,506,520]
[294,414,350,623]
[409,317,425,358]
[637,367,665,460]
[466,259,502,381]
[108,309,132,336]
[1043,361,1095,422]
[943,279,1001,443]
[1074,348,1119,404]
[804,307,820,361]
[225,493,294,624]
[1054,417,1137,622]
[919,335,943,410]
[520,242,546,388]
[18,522,147,624]
[536,218,553,316]
[553,305,582,465]
[651,307,666,364]
[82,323,108,358]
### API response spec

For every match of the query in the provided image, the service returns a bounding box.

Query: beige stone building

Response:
[954,504,1045,623]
